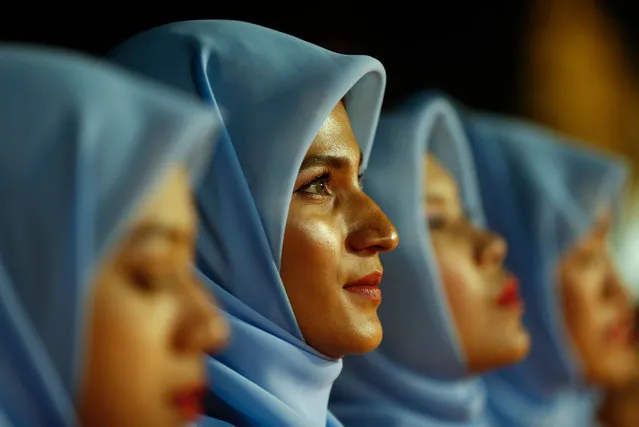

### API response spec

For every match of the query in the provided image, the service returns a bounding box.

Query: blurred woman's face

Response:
[280,101,399,358]
[424,154,530,373]
[78,166,229,427]
[560,213,638,388]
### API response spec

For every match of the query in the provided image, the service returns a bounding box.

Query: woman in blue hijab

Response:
[109,20,399,427]
[0,45,228,427]
[329,93,531,426]
[464,113,637,426]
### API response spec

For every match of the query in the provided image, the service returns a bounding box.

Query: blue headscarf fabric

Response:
[463,113,628,426]
[0,45,220,427]
[330,93,490,426]
[108,20,386,427]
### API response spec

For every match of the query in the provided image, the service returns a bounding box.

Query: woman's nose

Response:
[177,278,229,354]
[475,230,508,268]
[346,196,399,255]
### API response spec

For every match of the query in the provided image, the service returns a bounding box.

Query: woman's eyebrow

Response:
[426,194,446,206]
[299,151,363,172]
[299,154,349,171]
[128,223,193,246]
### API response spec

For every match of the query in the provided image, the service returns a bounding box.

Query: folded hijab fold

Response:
[464,113,628,426]
[109,20,386,427]
[0,45,220,426]
[330,93,489,426]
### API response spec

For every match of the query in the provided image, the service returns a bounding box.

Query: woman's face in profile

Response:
[280,101,399,358]
[560,214,638,388]
[78,166,229,427]
[424,154,530,373]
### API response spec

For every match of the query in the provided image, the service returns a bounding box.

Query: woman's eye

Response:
[297,174,332,197]
[577,250,605,269]
[130,270,171,292]
[358,173,365,190]
[427,215,447,230]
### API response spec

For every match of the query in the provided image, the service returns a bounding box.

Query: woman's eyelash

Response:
[295,171,331,191]
[130,270,166,292]
[427,215,447,229]
[358,172,365,188]
[130,269,190,292]
[295,170,364,195]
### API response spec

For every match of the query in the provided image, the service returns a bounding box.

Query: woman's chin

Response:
[342,312,384,355]
[335,323,383,357]
[304,317,383,358]
[467,329,531,374]
[586,354,639,389]
[351,327,384,355]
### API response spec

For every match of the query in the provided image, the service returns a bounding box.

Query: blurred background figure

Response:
[330,94,531,426]
[522,0,639,299]
[465,112,635,426]
[0,46,226,427]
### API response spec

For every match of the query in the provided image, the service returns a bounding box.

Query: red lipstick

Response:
[497,276,523,309]
[607,316,638,346]
[172,386,205,422]
[344,271,383,302]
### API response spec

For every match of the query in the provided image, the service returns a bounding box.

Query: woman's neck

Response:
[598,384,639,427]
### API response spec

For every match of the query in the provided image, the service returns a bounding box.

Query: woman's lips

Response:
[497,276,524,309]
[607,316,638,346]
[172,386,206,422]
[344,271,383,302]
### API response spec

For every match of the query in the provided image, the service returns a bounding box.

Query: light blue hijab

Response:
[464,113,628,426]
[108,20,386,427]
[0,45,219,426]
[330,93,490,426]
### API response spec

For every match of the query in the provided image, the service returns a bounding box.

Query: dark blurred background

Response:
[1,1,635,114]
[2,0,638,292]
